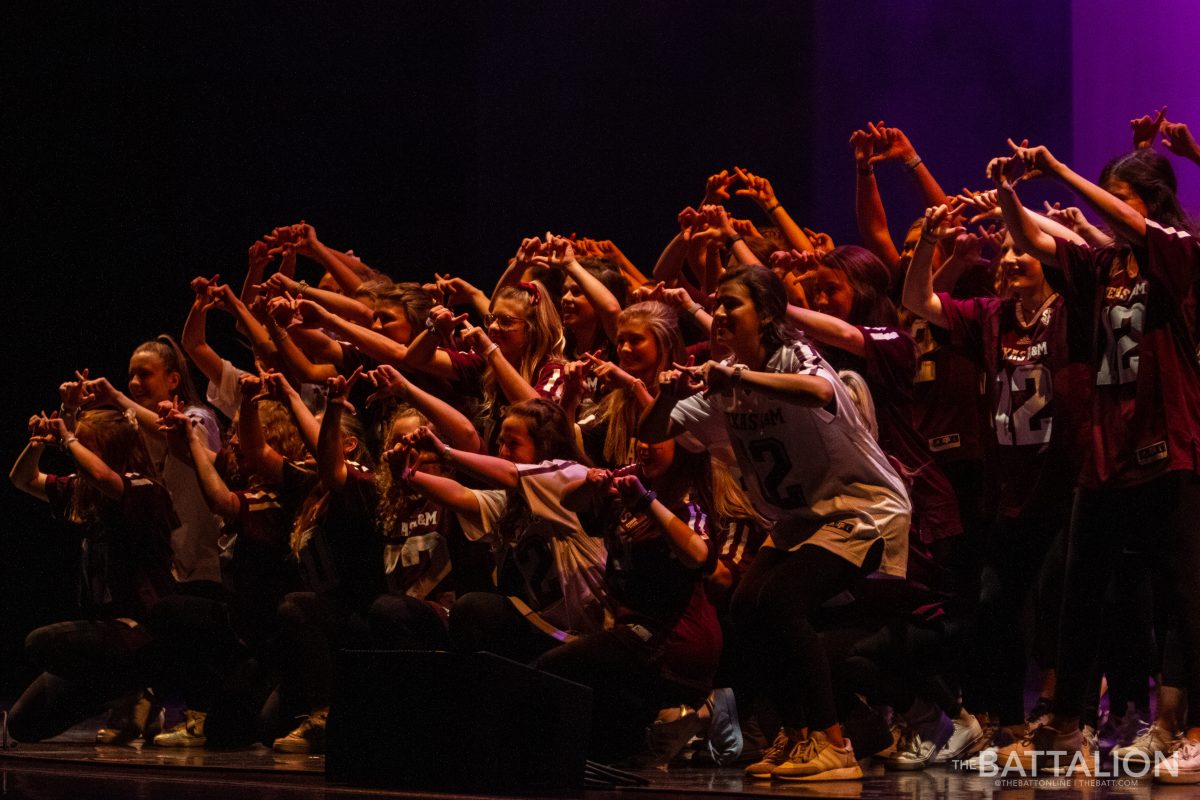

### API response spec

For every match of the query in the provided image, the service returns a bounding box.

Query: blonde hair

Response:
[597,302,683,465]
[374,405,426,540]
[481,281,565,422]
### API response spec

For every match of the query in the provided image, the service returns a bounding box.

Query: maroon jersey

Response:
[906,313,989,464]
[381,491,466,604]
[1050,225,1200,487]
[224,485,302,642]
[938,292,1089,518]
[45,472,178,620]
[854,326,963,544]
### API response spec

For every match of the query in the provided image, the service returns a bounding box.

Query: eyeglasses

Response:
[484,313,527,329]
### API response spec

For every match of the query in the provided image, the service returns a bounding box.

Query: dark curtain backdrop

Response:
[1,0,1070,696]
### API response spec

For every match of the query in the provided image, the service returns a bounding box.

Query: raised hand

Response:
[325,366,364,413]
[257,271,301,296]
[867,123,918,165]
[921,204,966,243]
[80,376,119,406]
[248,240,272,272]
[460,322,494,356]
[630,280,666,304]
[659,286,697,310]
[1161,120,1200,163]
[801,228,834,255]
[513,236,544,268]
[402,425,446,454]
[700,204,737,238]
[1042,201,1088,230]
[531,235,576,271]
[703,169,735,205]
[257,370,294,402]
[769,248,819,276]
[364,364,411,406]
[29,411,70,445]
[156,400,193,436]
[953,188,1002,224]
[732,167,780,212]
[291,298,329,329]
[730,217,761,239]
[850,128,875,167]
[238,372,263,400]
[427,304,469,341]
[677,206,707,240]
[1131,106,1168,150]
[1006,138,1062,181]
[658,356,705,400]
[949,231,986,265]
[60,369,95,409]
[583,352,636,390]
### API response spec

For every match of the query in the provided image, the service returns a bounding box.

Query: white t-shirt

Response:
[457,460,610,635]
[670,337,910,577]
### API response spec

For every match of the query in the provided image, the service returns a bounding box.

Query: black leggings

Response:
[145,594,245,712]
[974,513,1064,725]
[729,543,876,731]
[7,620,158,742]
[274,592,370,713]
[1055,473,1200,723]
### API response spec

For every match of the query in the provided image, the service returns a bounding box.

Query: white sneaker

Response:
[1154,739,1200,784]
[933,710,986,763]
[1113,723,1175,764]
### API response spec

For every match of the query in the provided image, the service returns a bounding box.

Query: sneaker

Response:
[272,709,328,754]
[1100,702,1149,752]
[886,706,953,770]
[705,688,743,766]
[744,727,799,780]
[771,731,864,781]
[933,710,986,764]
[1155,739,1200,784]
[1113,723,1175,764]
[995,723,1090,775]
[96,689,162,744]
[152,709,207,748]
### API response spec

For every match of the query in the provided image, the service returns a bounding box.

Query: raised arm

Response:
[259,272,373,327]
[399,306,466,382]
[316,370,364,491]
[11,419,51,501]
[293,298,408,366]
[732,167,815,253]
[539,237,623,343]
[258,370,320,457]
[901,205,958,328]
[615,475,709,568]
[181,276,227,388]
[1007,138,1146,244]
[988,154,1059,267]
[160,408,240,520]
[851,126,903,269]
[406,426,519,490]
[1161,119,1200,167]
[869,124,947,208]
[386,445,482,521]
[40,413,124,499]
[237,374,286,485]
[291,223,367,295]
[367,365,484,454]
[461,324,539,405]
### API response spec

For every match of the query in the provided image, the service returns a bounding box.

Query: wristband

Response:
[857,165,874,176]
[765,202,782,214]
[727,235,743,246]
[270,327,289,342]
[425,317,437,332]
[731,363,748,389]
[295,280,309,297]
[440,444,453,462]
[919,235,939,247]
[483,343,500,357]
[630,489,657,514]
[61,436,79,452]
[687,304,704,316]
[903,155,923,173]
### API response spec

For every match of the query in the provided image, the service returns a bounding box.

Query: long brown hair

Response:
[481,282,565,422]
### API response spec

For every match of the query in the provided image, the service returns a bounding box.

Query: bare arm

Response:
[237,378,285,486]
[183,421,241,520]
[181,297,226,389]
[851,128,903,269]
[317,396,349,491]
[901,211,950,329]
[10,440,49,501]
[403,470,484,522]
[368,365,483,453]
[785,306,866,357]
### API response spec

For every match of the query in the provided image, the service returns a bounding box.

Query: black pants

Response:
[1055,473,1200,724]
[447,592,559,664]
[274,592,370,713]
[145,594,245,712]
[729,543,874,730]
[367,594,449,650]
[974,512,1064,725]
[7,619,158,742]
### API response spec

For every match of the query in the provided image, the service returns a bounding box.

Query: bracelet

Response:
[687,304,704,316]
[440,444,453,462]
[731,363,749,392]
[919,235,939,247]
[270,327,289,342]
[483,343,500,357]
[765,202,782,214]
[61,436,79,452]
[295,280,309,297]
[857,165,874,176]
[903,155,923,173]
[727,234,743,246]
[425,316,437,332]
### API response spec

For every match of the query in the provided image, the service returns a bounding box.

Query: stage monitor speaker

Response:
[326,649,592,793]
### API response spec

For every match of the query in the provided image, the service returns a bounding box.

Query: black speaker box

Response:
[326,650,592,793]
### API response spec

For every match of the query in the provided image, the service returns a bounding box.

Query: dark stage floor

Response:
[0,728,1183,800]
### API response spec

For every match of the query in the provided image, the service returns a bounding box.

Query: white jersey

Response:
[670,337,910,577]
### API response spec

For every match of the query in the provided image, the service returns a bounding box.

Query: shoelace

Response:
[788,736,816,763]
[763,731,793,761]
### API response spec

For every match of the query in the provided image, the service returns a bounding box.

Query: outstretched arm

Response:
[851,127,902,269]
[367,365,483,453]
[785,306,866,358]
[901,205,958,328]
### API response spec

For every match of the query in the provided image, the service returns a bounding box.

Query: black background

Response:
[2,1,1072,696]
